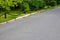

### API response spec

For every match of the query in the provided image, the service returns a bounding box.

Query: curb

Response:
[0,12,37,24]
[0,6,57,25]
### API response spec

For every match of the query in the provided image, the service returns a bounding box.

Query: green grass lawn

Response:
[0,5,60,23]
[0,10,26,23]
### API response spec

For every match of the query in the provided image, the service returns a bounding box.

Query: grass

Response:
[0,5,60,23]
[0,10,26,23]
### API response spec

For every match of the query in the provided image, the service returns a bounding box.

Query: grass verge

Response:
[0,5,60,23]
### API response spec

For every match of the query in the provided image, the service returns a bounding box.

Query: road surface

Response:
[0,8,60,40]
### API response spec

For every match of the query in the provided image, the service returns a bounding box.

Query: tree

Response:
[0,0,23,11]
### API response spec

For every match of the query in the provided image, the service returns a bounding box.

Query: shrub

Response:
[21,2,30,13]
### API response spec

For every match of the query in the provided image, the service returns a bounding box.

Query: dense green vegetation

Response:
[0,0,60,23]
[0,0,60,12]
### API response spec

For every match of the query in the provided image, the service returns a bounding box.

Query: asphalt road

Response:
[0,8,60,40]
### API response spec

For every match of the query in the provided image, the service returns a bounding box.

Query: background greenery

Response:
[0,0,60,23]
[0,0,60,12]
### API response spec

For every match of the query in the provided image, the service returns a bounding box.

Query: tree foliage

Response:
[0,0,23,11]
[0,0,60,12]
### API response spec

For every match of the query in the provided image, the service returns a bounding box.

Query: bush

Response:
[56,0,60,4]
[27,0,45,11]
[44,0,56,6]
[0,0,23,11]
[0,0,60,13]
[21,2,30,13]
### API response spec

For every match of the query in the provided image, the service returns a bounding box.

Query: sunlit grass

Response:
[0,5,60,23]
[0,10,26,23]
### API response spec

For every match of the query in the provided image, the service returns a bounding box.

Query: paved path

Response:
[0,8,60,40]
